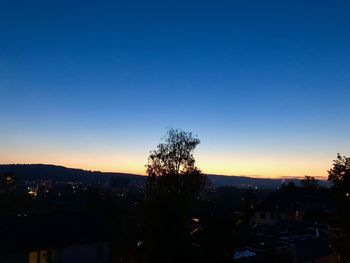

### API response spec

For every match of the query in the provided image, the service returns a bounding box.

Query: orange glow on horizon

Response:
[0,148,331,179]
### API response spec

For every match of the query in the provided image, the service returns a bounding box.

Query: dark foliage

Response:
[142,129,207,262]
[328,154,350,262]
[300,176,319,191]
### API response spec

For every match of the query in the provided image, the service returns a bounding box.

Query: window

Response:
[29,252,38,263]
[29,250,55,263]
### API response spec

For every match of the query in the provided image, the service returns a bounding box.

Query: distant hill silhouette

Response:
[0,164,330,189]
[0,164,144,183]
[207,174,330,189]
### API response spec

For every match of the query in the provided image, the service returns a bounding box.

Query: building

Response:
[234,221,336,263]
[0,214,109,263]
[252,195,304,225]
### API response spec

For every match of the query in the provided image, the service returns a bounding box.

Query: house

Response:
[252,186,336,227]
[234,221,336,263]
[0,214,110,263]
[233,248,257,262]
[252,194,304,225]
[233,238,297,263]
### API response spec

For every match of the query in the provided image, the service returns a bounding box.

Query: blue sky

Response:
[1,0,350,177]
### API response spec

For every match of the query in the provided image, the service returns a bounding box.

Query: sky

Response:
[1,0,350,178]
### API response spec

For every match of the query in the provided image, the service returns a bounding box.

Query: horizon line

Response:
[0,162,329,181]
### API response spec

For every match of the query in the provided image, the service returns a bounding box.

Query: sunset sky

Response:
[1,1,350,178]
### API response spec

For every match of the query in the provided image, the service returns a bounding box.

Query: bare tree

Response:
[146,128,200,176]
[142,129,206,262]
[146,128,205,199]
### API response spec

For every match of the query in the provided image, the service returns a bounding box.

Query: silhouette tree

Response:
[328,154,350,261]
[142,128,206,263]
[300,176,318,191]
[328,154,350,194]
[146,128,205,201]
[280,181,296,193]
[242,187,256,222]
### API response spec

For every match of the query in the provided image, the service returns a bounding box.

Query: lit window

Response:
[29,252,38,263]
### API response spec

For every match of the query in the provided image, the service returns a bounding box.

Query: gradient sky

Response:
[1,0,350,178]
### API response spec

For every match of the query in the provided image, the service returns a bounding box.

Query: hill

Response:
[207,174,330,189]
[0,164,144,183]
[0,164,330,189]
